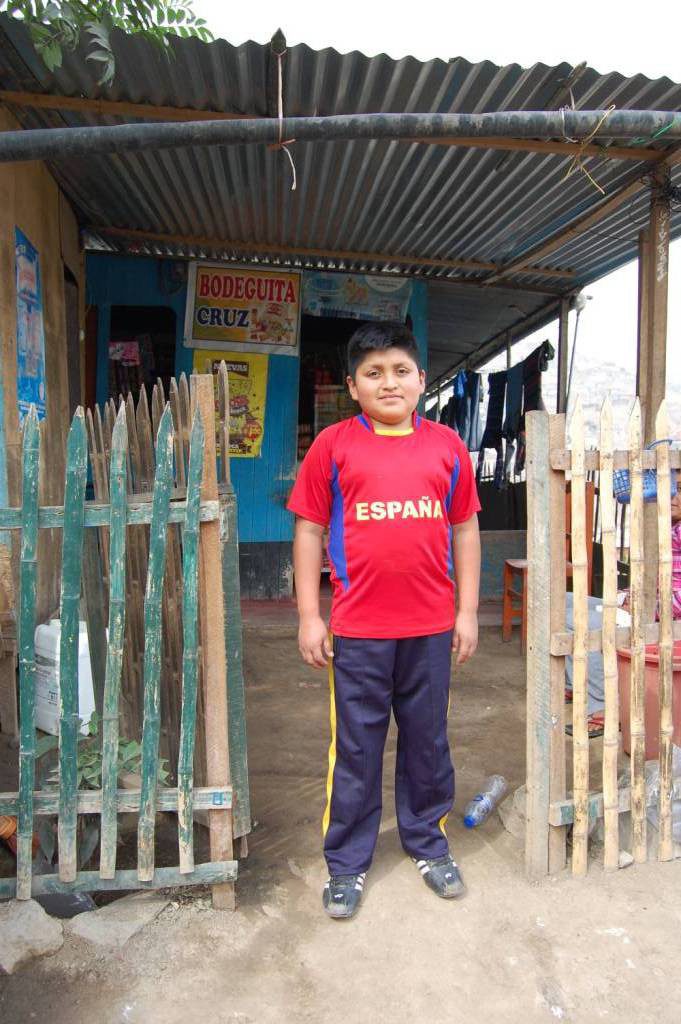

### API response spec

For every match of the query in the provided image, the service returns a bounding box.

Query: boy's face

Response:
[347,346,425,430]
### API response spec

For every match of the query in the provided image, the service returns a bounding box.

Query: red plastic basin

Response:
[617,640,681,760]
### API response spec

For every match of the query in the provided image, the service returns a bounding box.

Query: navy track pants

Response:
[323,630,454,875]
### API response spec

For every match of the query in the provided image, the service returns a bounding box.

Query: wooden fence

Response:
[526,398,681,878]
[0,372,247,907]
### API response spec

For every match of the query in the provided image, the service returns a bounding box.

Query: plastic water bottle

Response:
[463,775,508,828]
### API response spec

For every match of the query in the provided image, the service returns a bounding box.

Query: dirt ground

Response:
[2,619,681,1024]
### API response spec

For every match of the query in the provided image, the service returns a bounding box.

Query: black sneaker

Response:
[413,854,466,899]
[322,872,366,919]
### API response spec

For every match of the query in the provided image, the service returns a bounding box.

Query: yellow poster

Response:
[192,350,268,458]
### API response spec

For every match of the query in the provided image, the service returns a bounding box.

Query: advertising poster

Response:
[15,228,47,421]
[185,263,300,355]
[192,350,269,458]
[302,272,413,322]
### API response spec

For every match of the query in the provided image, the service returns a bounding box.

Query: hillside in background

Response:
[552,352,681,446]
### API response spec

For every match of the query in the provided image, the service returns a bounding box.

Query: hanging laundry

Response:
[450,370,467,440]
[522,339,555,415]
[515,339,555,473]
[476,370,507,486]
[460,371,483,451]
[480,370,507,449]
[439,395,456,430]
[468,373,482,451]
[502,361,524,442]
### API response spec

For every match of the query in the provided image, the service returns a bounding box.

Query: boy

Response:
[287,322,481,919]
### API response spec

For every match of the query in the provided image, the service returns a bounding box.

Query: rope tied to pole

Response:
[266,48,297,191]
[561,104,616,195]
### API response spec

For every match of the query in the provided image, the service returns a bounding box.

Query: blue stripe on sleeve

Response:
[445,456,461,574]
[329,460,349,591]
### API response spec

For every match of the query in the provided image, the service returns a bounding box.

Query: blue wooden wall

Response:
[86,254,299,548]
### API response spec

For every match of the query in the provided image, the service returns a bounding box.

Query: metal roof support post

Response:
[556,298,570,414]
[640,167,671,621]
[505,331,512,369]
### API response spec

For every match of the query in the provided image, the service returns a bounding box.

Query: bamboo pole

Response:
[569,398,589,876]
[655,401,674,861]
[628,399,647,862]
[599,397,620,870]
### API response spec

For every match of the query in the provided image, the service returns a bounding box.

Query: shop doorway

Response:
[108,305,176,403]
[296,314,371,461]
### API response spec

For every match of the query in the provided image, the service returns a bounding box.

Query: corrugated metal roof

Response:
[1,16,680,384]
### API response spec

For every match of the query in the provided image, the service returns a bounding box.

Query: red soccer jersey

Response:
[287,412,481,639]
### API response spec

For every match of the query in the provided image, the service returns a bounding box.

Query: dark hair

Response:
[346,322,421,378]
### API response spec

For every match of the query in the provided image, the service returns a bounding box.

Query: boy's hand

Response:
[453,610,478,665]
[298,615,333,669]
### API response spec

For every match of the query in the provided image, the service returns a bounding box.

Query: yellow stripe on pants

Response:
[438,690,452,837]
[322,637,337,837]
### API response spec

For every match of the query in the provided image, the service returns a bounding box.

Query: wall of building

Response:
[0,106,84,621]
[86,253,300,598]
[87,258,431,600]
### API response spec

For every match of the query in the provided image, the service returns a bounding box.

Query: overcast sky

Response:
[192,0,681,388]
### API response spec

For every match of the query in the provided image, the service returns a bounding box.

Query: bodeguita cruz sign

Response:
[184,263,301,355]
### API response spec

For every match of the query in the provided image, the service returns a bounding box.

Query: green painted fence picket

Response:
[0,386,241,904]
[99,405,128,879]
[58,409,88,883]
[137,405,174,882]
[177,409,204,873]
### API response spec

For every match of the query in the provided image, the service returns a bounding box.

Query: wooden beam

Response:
[525,410,553,879]
[551,620,681,656]
[486,144,681,285]
[485,178,644,284]
[0,90,252,122]
[548,414,567,873]
[551,448,681,471]
[89,224,575,281]
[193,374,235,911]
[0,92,666,164]
[416,135,665,162]
[0,861,238,899]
